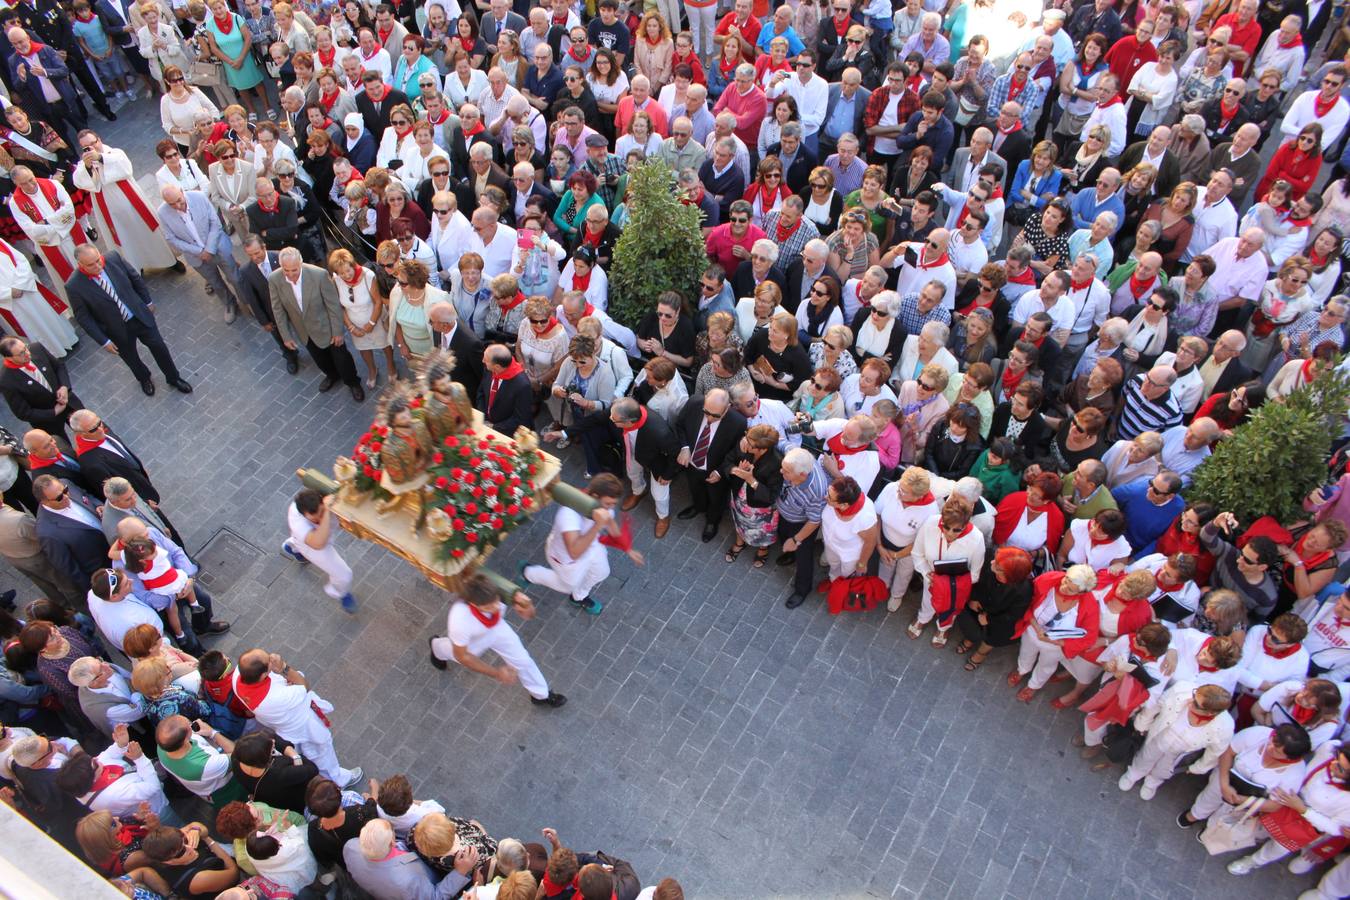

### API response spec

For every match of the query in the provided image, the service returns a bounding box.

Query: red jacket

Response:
[1014,571,1102,658]
[1103,35,1157,101]
[993,491,1065,554]
[1256,139,1324,201]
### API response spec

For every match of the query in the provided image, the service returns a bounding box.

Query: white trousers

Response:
[1083,718,1108,746]
[878,552,916,601]
[284,539,353,601]
[1311,853,1350,898]
[1249,833,1296,866]
[524,549,610,602]
[430,624,550,700]
[1063,653,1103,685]
[1188,769,1239,820]
[1017,629,1066,689]
[822,545,858,580]
[1123,728,1197,790]
[295,732,357,785]
[627,460,671,517]
[685,3,717,60]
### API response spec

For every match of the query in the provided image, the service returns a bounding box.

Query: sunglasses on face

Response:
[810,380,828,390]
[218,151,236,159]
[846,37,862,44]
[1015,64,1031,71]
[167,76,185,84]
[871,307,889,317]
[1223,87,1242,95]
[926,241,940,250]
[529,317,550,324]
[1149,301,1166,311]
[810,180,827,189]
[730,215,749,224]
[657,311,676,319]
[918,381,937,391]
[810,286,830,296]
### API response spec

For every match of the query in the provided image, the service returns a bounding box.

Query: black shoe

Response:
[676,505,700,520]
[204,621,230,634]
[171,378,193,394]
[140,379,156,396]
[530,691,568,708]
[0,589,14,611]
[101,108,117,121]
[776,551,796,567]
[171,260,186,273]
[318,376,338,392]
[350,383,366,402]
[428,636,448,670]
[1176,811,1199,828]
[785,592,807,609]
[701,522,719,542]
[284,356,299,375]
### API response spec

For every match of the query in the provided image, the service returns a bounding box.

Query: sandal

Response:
[725,543,745,563]
[906,621,924,639]
[1006,670,1024,687]
[752,549,770,568]
[930,630,948,648]
[1051,694,1079,710]
[1015,686,1037,703]
[1090,759,1115,772]
[964,651,988,672]
[953,640,974,655]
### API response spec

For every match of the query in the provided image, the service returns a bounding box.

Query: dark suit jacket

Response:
[6,43,79,126]
[454,164,511,219]
[848,306,907,366]
[676,396,747,474]
[993,130,1033,189]
[764,143,819,196]
[476,370,533,435]
[784,260,845,314]
[479,10,527,45]
[0,342,82,433]
[823,83,870,146]
[698,158,746,222]
[75,429,157,502]
[815,12,864,62]
[1116,141,1181,198]
[430,323,484,401]
[1000,327,1063,390]
[507,181,559,224]
[35,481,109,584]
[65,252,158,349]
[1209,356,1255,397]
[236,252,280,327]
[730,260,787,306]
[246,195,301,250]
[447,127,503,180]
[355,87,409,141]
[573,404,682,480]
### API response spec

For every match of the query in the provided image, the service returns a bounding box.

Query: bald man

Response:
[157,185,240,322]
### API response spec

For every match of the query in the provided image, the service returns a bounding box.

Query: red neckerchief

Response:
[1007,266,1035,286]
[1316,91,1340,118]
[1292,702,1318,724]
[832,13,851,35]
[427,108,449,126]
[394,124,413,143]
[377,26,393,46]
[598,514,633,552]
[542,872,578,897]
[905,74,923,93]
[27,451,67,470]
[456,35,476,53]
[340,265,364,287]
[643,32,664,46]
[232,675,272,709]
[75,434,105,455]
[213,11,234,34]
[1007,74,1027,102]
[568,44,590,62]
[1294,529,1335,571]
[319,87,341,111]
[1071,275,1093,291]
[955,204,971,229]
[720,54,739,77]
[74,10,95,21]
[1127,270,1153,299]
[1128,632,1158,661]
[902,491,935,508]
[1197,636,1218,672]
[582,225,604,247]
[488,359,525,408]
[2,358,37,375]
[1154,574,1184,593]
[1311,248,1329,268]
[837,494,865,517]
[1280,32,1304,48]
[573,269,592,291]
[498,291,527,312]
[532,315,559,336]
[1191,710,1220,723]
[257,195,279,215]
[466,602,501,628]
[342,167,364,185]
[999,119,1023,136]
[552,10,569,24]
[1000,365,1025,397]
[1219,98,1240,125]
[317,46,336,68]
[90,764,125,793]
[1089,528,1116,546]
[620,406,648,433]
[462,120,485,137]
[1264,633,1302,659]
[1097,95,1122,109]
[1302,357,1320,384]
[917,249,949,269]
[826,432,867,471]
[580,302,596,318]
[775,216,801,243]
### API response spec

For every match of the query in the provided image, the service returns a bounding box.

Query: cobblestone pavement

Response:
[1,101,1313,899]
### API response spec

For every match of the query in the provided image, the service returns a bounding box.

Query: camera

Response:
[784,417,815,436]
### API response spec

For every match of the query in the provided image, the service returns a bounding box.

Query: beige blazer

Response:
[268,263,346,348]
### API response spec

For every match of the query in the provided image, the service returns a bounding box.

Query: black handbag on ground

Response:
[1102,722,1145,764]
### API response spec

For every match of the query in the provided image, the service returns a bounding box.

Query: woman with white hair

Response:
[1007,564,1100,703]
[1066,212,1117,280]
[345,817,472,897]
[896,320,957,388]
[848,291,904,367]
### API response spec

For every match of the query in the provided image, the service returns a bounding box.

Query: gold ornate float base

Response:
[299,414,562,594]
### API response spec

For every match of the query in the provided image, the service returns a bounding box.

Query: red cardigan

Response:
[993,491,1065,554]
[1014,571,1102,658]
[1255,140,1323,201]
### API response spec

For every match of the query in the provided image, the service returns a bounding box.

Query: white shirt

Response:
[820,497,877,562]
[356,46,393,84]
[1127,552,1202,615]
[1081,101,1127,156]
[746,397,801,449]
[1169,627,1243,693]
[1065,278,1110,336]
[768,73,829,136]
[1067,518,1131,569]
[448,599,509,655]
[285,272,305,312]
[872,484,937,548]
[947,233,988,276]
[286,501,329,549]
[1181,197,1238,264]
[839,374,896,416]
[79,743,170,817]
[468,223,517,278]
[1281,89,1350,150]
[50,500,102,530]
[1011,290,1075,335]
[544,505,603,567]
[874,91,904,155]
[1301,600,1350,681]
[1237,625,1312,693]
[814,419,880,495]
[1201,236,1268,305]
[893,255,956,310]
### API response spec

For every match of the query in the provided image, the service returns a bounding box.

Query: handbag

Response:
[1199,797,1264,855]
[1101,721,1145,764]
[189,58,222,88]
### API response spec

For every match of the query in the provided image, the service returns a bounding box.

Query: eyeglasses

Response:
[657,311,676,319]
[729,215,749,224]
[917,381,937,391]
[433,207,451,214]
[1223,87,1242,95]
[810,380,828,390]
[810,286,830,296]
[167,76,185,84]
[529,317,550,324]
[218,151,236,159]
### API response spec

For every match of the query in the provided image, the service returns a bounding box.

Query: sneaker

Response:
[518,560,533,587]
[1117,774,1137,792]
[530,691,568,708]
[886,595,902,613]
[1289,855,1317,875]
[428,636,447,670]
[188,602,205,613]
[569,595,603,615]
[1139,782,1157,801]
[341,766,364,789]
[1176,811,1199,828]
[280,541,309,564]
[1227,856,1259,876]
[339,592,358,613]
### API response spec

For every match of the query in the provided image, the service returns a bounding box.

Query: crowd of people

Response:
[4,0,1350,895]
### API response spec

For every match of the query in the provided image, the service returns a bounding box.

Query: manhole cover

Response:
[193,528,262,596]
